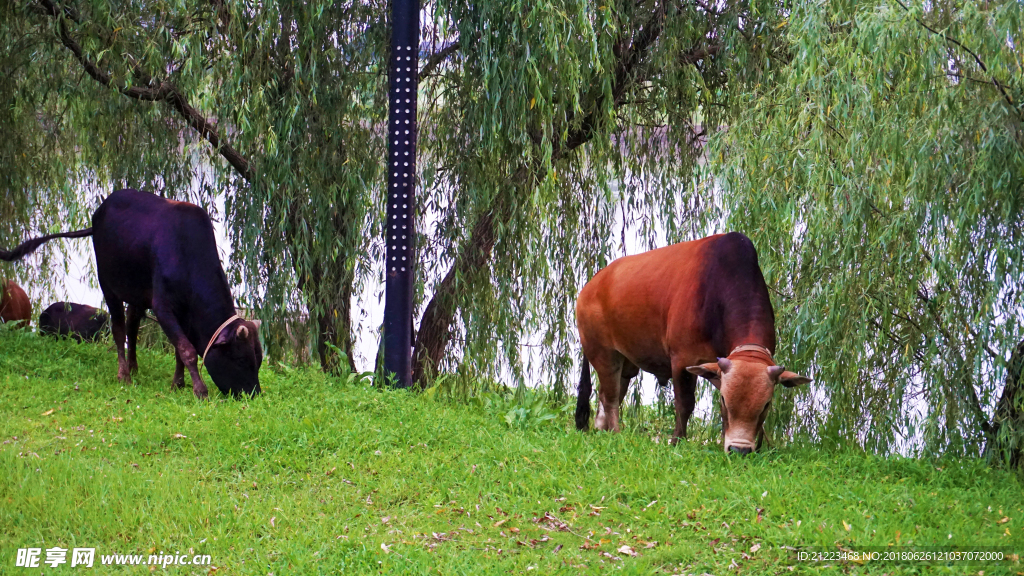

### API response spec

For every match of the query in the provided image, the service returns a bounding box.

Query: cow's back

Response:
[576,232,775,374]
[40,302,108,341]
[91,189,224,309]
[0,280,31,326]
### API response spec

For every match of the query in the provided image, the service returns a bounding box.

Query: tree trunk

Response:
[408,8,667,387]
[986,338,1024,468]
[411,191,509,386]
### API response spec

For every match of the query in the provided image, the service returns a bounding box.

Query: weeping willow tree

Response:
[1,0,388,371]
[2,0,784,386]
[0,1,224,299]
[714,0,1024,463]
[410,0,785,391]
[9,0,1022,462]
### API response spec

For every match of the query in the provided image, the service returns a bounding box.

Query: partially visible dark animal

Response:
[39,302,109,342]
[0,280,31,328]
[575,232,810,454]
[0,189,262,398]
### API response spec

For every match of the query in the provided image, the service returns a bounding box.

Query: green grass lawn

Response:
[1,327,1022,575]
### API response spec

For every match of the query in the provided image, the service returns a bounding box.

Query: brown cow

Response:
[0,280,31,328]
[575,232,810,454]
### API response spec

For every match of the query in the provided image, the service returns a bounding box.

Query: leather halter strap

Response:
[200,314,241,369]
[728,344,775,364]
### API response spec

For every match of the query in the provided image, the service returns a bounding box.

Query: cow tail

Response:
[575,353,593,431]
[0,228,93,262]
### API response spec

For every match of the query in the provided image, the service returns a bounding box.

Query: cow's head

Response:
[686,357,809,454]
[205,320,263,397]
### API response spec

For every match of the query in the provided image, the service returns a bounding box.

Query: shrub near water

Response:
[1,328,1022,575]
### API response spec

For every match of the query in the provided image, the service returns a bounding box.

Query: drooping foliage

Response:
[713,0,1024,461]
[0,1,223,298]
[1,0,389,372]
[7,0,1023,464]
[1,0,777,382]
[411,0,783,390]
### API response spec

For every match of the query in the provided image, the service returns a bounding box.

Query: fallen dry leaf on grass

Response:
[41,409,55,416]
[617,545,637,557]
[171,433,187,439]
[535,512,570,532]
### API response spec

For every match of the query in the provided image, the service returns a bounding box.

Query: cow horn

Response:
[717,357,732,373]
[236,325,249,339]
[767,365,786,381]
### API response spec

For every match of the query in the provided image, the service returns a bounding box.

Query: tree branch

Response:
[679,43,721,65]
[419,41,461,81]
[893,0,1019,119]
[560,5,667,156]
[914,287,996,434]
[37,0,252,182]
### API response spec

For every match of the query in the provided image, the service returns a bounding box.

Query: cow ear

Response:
[686,363,723,388]
[770,366,811,385]
[254,332,264,366]
[212,323,235,346]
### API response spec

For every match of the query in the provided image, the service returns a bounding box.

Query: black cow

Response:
[39,302,109,342]
[0,189,262,398]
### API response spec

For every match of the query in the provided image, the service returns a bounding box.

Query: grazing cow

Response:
[0,189,262,398]
[0,280,31,328]
[39,302,109,342]
[575,232,810,454]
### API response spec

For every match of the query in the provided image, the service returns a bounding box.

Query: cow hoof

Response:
[117,369,132,385]
[193,386,209,400]
[171,377,186,389]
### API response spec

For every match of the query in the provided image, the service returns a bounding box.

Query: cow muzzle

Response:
[728,445,753,455]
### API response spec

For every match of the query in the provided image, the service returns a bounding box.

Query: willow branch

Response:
[915,288,996,434]
[37,0,252,182]
[419,41,461,81]
[893,0,1019,119]
[560,5,666,156]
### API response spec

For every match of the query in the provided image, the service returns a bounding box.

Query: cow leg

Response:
[104,296,132,384]
[592,354,624,432]
[670,370,697,445]
[152,305,208,399]
[125,305,145,375]
[172,351,186,389]
[617,360,640,411]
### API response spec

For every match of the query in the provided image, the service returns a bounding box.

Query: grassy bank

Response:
[1,327,1022,574]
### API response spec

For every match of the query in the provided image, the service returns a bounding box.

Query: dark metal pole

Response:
[382,0,419,388]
